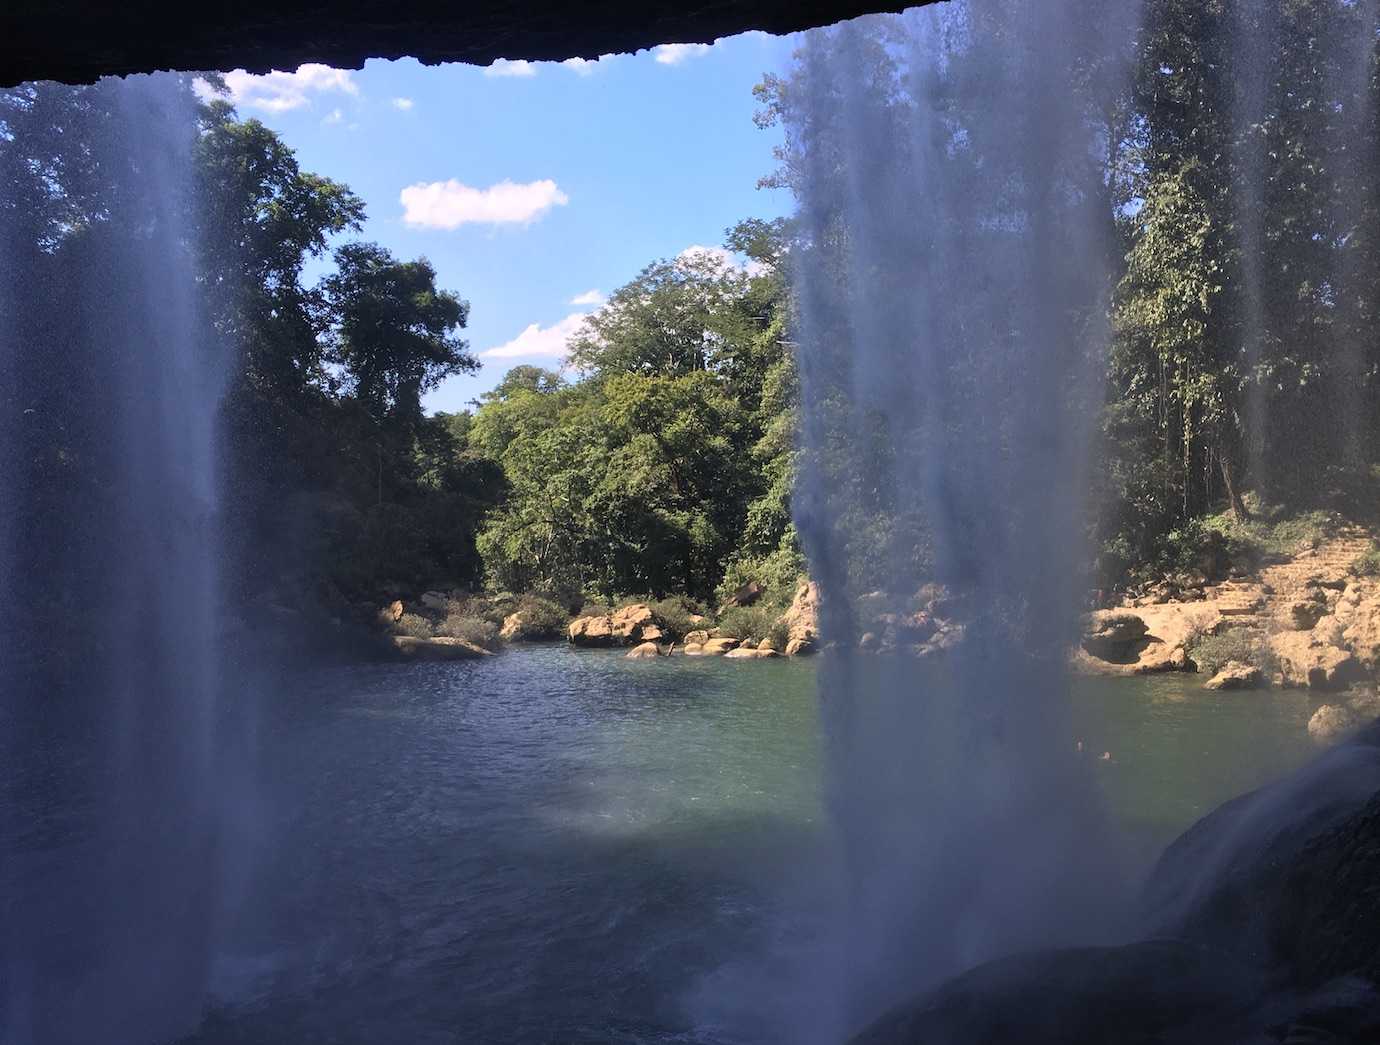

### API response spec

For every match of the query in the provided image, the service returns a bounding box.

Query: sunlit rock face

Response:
[0,0,933,86]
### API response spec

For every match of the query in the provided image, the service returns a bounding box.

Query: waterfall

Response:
[780,1,1143,1036]
[1,75,237,1045]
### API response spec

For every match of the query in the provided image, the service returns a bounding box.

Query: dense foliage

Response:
[759,0,1380,599]
[10,0,1380,630]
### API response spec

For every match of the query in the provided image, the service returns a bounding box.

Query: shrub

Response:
[577,600,614,619]
[394,612,435,639]
[649,596,707,639]
[1187,629,1271,677]
[1350,543,1380,578]
[510,594,568,638]
[718,605,788,648]
[435,613,500,650]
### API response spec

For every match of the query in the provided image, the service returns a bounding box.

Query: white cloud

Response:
[484,59,537,78]
[562,55,616,76]
[322,108,344,126]
[677,244,765,276]
[391,97,414,110]
[400,178,569,229]
[653,43,712,65]
[222,63,358,113]
[483,313,589,359]
[569,289,605,306]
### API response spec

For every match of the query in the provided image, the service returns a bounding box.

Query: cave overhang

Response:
[1,1,928,88]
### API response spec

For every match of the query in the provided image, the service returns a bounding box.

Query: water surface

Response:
[188,648,1322,1044]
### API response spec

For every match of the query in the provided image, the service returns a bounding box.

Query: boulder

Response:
[757,638,777,651]
[1143,721,1380,1001]
[568,615,618,647]
[387,599,404,623]
[847,941,1262,1045]
[391,635,491,660]
[1080,611,1149,661]
[859,631,880,652]
[785,635,817,657]
[1271,631,1366,690]
[625,641,661,660]
[610,603,658,641]
[1340,587,1380,671]
[1288,592,1329,631]
[701,637,739,656]
[499,612,525,641]
[420,590,449,612]
[722,581,763,610]
[684,629,711,646]
[1309,704,1359,744]
[725,646,778,659]
[1203,661,1264,691]
[778,579,821,649]
[568,603,662,647]
[681,642,706,656]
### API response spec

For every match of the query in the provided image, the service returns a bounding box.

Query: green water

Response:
[182,647,1324,1045]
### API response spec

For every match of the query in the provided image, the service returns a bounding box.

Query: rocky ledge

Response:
[1075,528,1380,696]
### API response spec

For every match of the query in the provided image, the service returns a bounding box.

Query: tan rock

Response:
[499,612,525,641]
[1081,612,1149,660]
[391,635,492,660]
[701,637,739,655]
[1203,661,1265,691]
[1271,631,1366,691]
[1341,589,1380,671]
[778,579,821,648]
[785,636,817,657]
[568,615,617,646]
[1308,703,1358,743]
[682,642,706,656]
[859,631,880,652]
[626,641,661,659]
[684,630,711,646]
[387,599,404,622]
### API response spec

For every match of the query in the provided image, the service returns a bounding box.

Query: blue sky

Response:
[215,34,794,413]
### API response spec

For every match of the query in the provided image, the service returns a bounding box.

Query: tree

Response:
[322,242,476,426]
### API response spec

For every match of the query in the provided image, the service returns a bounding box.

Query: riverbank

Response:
[1074,525,1380,739]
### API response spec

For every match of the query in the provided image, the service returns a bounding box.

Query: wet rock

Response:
[625,641,661,659]
[847,941,1261,1045]
[1204,661,1265,691]
[681,642,705,656]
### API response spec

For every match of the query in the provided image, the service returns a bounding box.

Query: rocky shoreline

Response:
[1074,527,1380,742]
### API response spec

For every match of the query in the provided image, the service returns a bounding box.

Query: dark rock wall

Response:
[2,0,925,86]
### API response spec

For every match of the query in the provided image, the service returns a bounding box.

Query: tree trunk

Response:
[1220,452,1248,523]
